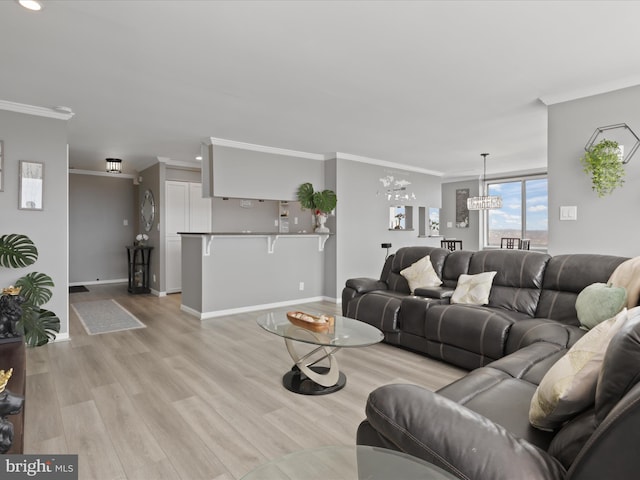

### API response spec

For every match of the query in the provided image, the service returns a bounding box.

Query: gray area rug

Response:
[71,299,146,335]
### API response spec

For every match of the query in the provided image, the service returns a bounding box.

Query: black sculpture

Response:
[0,289,24,339]
[0,369,24,454]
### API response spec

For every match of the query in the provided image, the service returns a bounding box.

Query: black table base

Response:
[282,365,346,395]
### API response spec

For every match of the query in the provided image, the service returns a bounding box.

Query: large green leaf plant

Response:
[0,234,60,346]
[296,183,337,214]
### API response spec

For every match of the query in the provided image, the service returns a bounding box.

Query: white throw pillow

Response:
[400,255,442,293]
[450,271,497,305]
[529,308,629,431]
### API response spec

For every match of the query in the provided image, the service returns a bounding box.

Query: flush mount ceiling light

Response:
[106,158,122,174]
[467,153,503,210]
[18,0,43,11]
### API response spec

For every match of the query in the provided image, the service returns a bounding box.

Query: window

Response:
[485,176,548,248]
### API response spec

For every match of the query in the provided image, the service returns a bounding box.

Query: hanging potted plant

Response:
[296,183,337,233]
[0,234,60,347]
[580,139,625,197]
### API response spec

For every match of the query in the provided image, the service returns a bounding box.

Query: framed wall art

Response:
[0,140,3,192]
[455,188,469,228]
[19,160,44,210]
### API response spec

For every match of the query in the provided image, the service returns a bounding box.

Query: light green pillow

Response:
[575,283,627,330]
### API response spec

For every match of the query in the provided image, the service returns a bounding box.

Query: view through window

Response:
[486,177,548,247]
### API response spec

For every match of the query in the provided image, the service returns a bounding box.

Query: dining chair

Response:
[441,239,463,251]
[519,239,531,250]
[500,237,520,249]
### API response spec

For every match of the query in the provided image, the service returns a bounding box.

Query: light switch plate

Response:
[560,206,577,221]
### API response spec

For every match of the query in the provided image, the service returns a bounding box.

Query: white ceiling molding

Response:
[330,152,445,177]
[0,99,75,120]
[69,168,136,180]
[539,75,640,106]
[208,137,325,161]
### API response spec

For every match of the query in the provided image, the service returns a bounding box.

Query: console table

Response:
[126,245,153,294]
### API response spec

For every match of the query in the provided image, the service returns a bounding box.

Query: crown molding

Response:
[539,76,640,106]
[69,169,136,180]
[330,152,445,177]
[0,99,75,120]
[208,137,325,161]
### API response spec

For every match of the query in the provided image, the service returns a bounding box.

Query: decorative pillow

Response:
[529,308,629,431]
[450,271,497,305]
[400,255,441,293]
[576,282,627,330]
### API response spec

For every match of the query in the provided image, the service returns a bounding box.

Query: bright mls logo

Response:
[2,455,78,479]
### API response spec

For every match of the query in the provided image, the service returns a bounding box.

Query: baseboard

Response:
[182,296,337,320]
[150,288,166,297]
[69,279,127,287]
[54,332,70,342]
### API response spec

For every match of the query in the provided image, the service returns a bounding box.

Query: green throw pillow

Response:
[575,282,627,330]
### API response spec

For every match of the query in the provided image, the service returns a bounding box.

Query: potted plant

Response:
[580,139,625,197]
[296,183,337,233]
[0,234,60,347]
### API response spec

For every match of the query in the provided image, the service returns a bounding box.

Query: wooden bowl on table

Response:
[286,311,335,332]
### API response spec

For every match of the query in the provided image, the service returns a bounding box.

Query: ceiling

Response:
[3,0,640,178]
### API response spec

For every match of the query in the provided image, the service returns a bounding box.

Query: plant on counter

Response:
[580,139,625,197]
[0,234,60,347]
[296,183,337,215]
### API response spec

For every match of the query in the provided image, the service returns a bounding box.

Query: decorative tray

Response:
[286,311,335,332]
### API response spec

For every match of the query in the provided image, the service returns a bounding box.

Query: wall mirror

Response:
[141,189,155,232]
[19,160,44,210]
[429,207,440,236]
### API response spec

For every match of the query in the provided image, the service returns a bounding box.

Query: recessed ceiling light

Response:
[18,0,43,11]
[195,156,203,161]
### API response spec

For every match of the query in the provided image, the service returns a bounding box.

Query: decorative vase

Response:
[315,213,330,233]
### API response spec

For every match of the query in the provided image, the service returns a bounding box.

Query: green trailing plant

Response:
[0,234,60,347]
[580,139,625,197]
[296,182,337,214]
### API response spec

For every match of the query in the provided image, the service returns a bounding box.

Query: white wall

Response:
[0,109,70,337]
[548,85,640,257]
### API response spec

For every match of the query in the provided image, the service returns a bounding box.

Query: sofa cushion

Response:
[608,256,640,308]
[344,291,405,333]
[595,306,640,425]
[529,308,629,431]
[575,282,627,330]
[438,369,556,450]
[535,254,628,324]
[468,250,550,316]
[450,271,497,305]
[387,247,450,294]
[424,304,528,364]
[400,255,442,293]
[440,250,473,288]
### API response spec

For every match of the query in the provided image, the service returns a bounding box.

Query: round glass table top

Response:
[241,445,458,480]
[257,312,384,348]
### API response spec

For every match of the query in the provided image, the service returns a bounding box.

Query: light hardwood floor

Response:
[24,284,465,479]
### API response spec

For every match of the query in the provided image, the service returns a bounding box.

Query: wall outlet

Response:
[153,274,156,283]
[299,282,304,291]
[274,219,279,227]
[294,217,298,225]
[123,219,128,226]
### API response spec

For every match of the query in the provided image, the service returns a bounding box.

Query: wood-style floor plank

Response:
[24,284,465,479]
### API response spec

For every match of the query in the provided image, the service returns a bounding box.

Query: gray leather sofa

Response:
[342,246,626,370]
[345,246,638,479]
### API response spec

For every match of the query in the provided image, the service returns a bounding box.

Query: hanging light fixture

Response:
[106,158,122,173]
[467,153,502,210]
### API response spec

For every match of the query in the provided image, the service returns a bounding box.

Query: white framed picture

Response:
[19,160,44,210]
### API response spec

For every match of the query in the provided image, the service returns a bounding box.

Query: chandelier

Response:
[467,153,502,210]
[106,158,122,173]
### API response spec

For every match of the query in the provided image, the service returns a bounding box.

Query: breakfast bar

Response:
[179,232,332,319]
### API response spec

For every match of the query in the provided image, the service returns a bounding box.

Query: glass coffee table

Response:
[257,312,384,395]
[241,445,458,479]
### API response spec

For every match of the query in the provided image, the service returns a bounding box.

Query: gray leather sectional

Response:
[343,246,640,479]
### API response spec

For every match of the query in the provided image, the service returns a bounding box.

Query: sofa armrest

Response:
[345,278,388,294]
[413,286,454,299]
[362,384,566,480]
